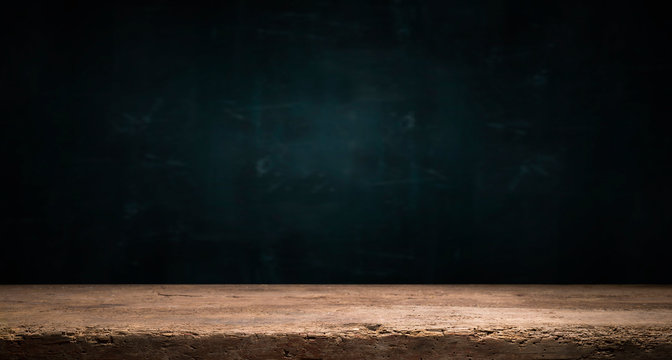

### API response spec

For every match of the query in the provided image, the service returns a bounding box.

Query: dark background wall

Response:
[2,1,670,283]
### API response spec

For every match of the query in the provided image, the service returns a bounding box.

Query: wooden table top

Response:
[1,285,671,359]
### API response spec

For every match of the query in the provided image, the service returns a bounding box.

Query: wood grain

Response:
[1,285,671,359]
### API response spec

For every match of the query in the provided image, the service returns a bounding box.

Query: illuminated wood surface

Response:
[1,285,671,359]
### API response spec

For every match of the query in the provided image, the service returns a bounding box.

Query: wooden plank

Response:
[1,285,671,359]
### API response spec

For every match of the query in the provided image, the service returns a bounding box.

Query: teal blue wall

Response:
[3,1,670,283]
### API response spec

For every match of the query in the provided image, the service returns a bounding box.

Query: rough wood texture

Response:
[1,285,671,359]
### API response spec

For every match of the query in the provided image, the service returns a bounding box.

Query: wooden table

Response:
[1,285,671,359]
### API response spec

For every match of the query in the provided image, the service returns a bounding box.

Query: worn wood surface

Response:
[1,285,671,359]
